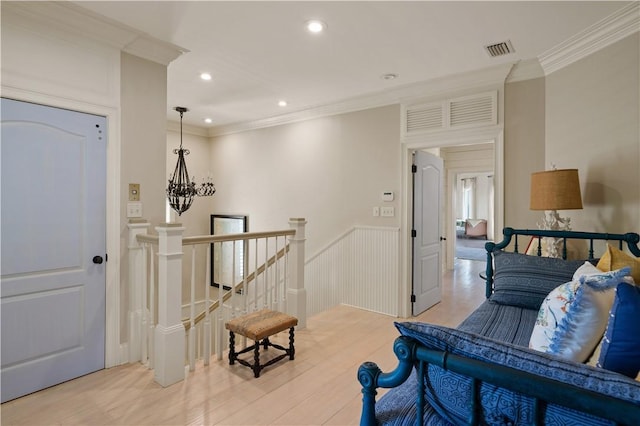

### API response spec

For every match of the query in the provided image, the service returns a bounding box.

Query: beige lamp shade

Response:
[530,169,583,211]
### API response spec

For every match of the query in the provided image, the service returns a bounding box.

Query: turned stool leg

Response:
[229,331,236,365]
[289,327,295,360]
[253,340,261,378]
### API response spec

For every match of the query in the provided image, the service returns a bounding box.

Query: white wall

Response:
[209,105,402,257]
[545,33,639,234]
[504,77,546,229]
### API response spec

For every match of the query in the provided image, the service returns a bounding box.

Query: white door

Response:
[412,150,443,315]
[1,98,106,402]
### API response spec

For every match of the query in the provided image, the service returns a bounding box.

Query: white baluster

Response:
[273,237,280,311]
[188,245,196,372]
[253,238,259,312]
[148,244,155,369]
[204,244,211,365]
[141,244,148,366]
[263,238,268,309]
[231,241,237,315]
[216,241,224,361]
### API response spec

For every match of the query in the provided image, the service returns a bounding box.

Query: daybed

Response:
[358,228,640,425]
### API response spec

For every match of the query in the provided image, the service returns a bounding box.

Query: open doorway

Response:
[440,143,495,268]
[454,172,493,262]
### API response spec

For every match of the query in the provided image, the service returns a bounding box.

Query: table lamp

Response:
[530,168,583,257]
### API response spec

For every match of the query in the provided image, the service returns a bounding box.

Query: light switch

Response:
[127,202,143,218]
[381,206,394,217]
[373,207,380,217]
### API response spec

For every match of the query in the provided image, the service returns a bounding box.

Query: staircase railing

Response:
[127,218,307,387]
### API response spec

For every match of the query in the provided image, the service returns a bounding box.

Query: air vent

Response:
[485,40,514,57]
[402,91,497,137]
[450,94,495,127]
[406,104,443,133]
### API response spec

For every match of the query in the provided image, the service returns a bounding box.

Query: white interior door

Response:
[1,98,106,402]
[412,150,443,315]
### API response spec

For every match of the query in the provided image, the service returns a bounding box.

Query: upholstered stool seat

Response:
[225,309,298,378]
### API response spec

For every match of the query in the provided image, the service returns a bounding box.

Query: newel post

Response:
[154,223,186,387]
[288,218,307,328]
[127,219,150,363]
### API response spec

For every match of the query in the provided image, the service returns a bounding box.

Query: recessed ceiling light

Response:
[200,72,212,81]
[278,100,288,107]
[306,20,326,34]
[381,73,398,80]
[204,118,212,124]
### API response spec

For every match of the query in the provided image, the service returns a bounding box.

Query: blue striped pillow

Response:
[491,251,585,310]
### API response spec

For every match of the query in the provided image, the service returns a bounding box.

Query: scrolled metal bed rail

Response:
[359,336,640,426]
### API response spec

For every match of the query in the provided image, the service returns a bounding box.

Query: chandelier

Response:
[166,107,215,216]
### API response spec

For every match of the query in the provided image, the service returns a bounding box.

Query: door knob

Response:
[440,236,447,241]
[92,255,104,264]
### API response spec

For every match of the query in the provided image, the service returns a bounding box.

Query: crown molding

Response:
[208,62,515,137]
[505,59,545,83]
[3,1,187,66]
[539,2,639,76]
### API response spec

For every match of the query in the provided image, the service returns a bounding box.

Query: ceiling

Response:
[72,1,630,132]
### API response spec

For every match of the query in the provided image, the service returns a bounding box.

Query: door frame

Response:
[2,88,122,368]
[399,125,504,318]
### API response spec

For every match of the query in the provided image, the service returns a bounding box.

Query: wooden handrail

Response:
[135,229,295,246]
[137,234,159,244]
[183,244,290,330]
[182,229,295,246]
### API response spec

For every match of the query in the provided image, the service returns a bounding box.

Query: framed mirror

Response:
[210,214,248,289]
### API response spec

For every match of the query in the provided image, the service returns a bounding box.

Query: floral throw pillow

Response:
[529,267,631,362]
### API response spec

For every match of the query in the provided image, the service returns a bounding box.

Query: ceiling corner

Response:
[539,2,639,76]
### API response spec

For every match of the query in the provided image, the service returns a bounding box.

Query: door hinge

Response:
[411,164,417,173]
[411,294,416,303]
[411,229,417,238]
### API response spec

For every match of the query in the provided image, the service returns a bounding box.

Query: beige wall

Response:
[120,52,168,338]
[209,105,402,256]
[545,33,639,234]
[504,77,546,229]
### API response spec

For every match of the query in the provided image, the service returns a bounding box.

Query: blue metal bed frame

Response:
[358,228,640,426]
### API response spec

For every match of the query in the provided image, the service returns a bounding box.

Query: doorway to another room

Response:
[454,172,493,262]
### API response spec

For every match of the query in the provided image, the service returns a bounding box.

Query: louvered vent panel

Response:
[485,41,514,57]
[449,95,495,127]
[406,104,443,133]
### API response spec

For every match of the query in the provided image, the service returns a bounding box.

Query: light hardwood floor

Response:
[1,259,486,426]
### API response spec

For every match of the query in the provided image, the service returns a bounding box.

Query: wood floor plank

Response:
[1,259,485,425]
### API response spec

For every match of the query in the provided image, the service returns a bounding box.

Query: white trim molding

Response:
[539,2,640,76]
[3,1,188,66]
[209,63,515,137]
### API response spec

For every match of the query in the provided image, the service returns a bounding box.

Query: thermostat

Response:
[382,191,394,202]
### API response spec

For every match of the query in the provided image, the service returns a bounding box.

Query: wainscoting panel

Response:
[305,226,400,317]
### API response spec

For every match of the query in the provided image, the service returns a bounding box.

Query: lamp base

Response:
[537,210,571,258]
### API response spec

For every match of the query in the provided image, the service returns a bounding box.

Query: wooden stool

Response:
[225,309,298,378]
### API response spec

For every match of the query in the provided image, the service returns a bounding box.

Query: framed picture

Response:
[210,214,248,289]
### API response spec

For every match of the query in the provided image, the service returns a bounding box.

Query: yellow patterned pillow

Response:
[597,244,640,283]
